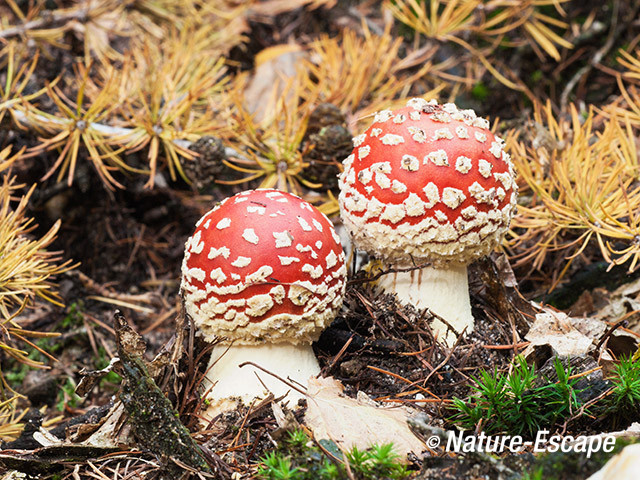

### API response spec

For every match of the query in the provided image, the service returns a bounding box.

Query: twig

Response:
[140,306,177,335]
[367,365,441,400]
[347,260,433,285]
[422,331,465,384]
[237,361,308,396]
[560,0,639,109]
[595,317,629,352]
[481,341,530,350]
[325,335,354,373]
[559,386,614,435]
[10,108,250,162]
[0,8,86,40]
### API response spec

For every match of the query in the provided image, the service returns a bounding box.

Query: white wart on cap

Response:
[180,189,347,412]
[338,99,517,345]
[181,189,346,344]
[339,98,516,267]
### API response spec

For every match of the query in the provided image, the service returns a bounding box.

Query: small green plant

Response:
[500,357,550,437]
[95,346,122,387]
[346,443,408,479]
[259,452,302,480]
[56,377,82,411]
[451,356,583,437]
[60,301,85,329]
[545,357,582,420]
[520,468,544,480]
[471,81,489,101]
[256,429,409,480]
[603,355,640,423]
[3,338,52,388]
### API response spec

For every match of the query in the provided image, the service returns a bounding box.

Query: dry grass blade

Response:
[19,63,133,190]
[618,48,640,82]
[0,42,50,123]
[0,0,69,49]
[479,0,573,61]
[0,174,76,393]
[508,101,640,282]
[0,146,21,177]
[66,0,130,65]
[316,190,340,216]
[386,0,571,93]
[384,0,524,91]
[0,396,25,441]
[302,23,444,124]
[106,22,232,188]
[225,74,321,195]
[384,0,479,39]
[0,0,243,65]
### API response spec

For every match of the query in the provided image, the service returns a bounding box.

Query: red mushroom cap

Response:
[338,98,517,266]
[181,189,347,344]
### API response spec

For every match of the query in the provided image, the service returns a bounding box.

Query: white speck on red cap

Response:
[242,229,259,244]
[208,246,230,259]
[181,189,347,345]
[338,99,518,267]
[216,218,231,230]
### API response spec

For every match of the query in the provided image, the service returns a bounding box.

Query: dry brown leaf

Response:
[80,402,132,449]
[243,44,306,123]
[594,276,640,334]
[523,309,602,357]
[248,0,336,18]
[304,376,425,459]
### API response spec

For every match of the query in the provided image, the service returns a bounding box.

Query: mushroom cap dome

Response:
[338,98,517,267]
[181,189,347,344]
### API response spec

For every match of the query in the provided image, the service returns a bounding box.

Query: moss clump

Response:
[256,429,410,480]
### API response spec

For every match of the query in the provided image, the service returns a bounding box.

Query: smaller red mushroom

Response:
[181,189,347,414]
[338,98,517,345]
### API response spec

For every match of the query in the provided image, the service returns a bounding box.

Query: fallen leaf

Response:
[243,44,306,123]
[524,310,597,356]
[80,402,132,449]
[248,0,336,18]
[271,401,301,439]
[304,376,425,459]
[594,276,640,334]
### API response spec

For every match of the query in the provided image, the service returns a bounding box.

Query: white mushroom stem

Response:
[201,342,320,416]
[376,263,473,346]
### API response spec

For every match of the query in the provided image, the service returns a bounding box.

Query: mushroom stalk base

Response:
[200,342,320,418]
[376,264,473,346]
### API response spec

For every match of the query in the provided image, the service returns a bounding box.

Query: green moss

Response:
[603,355,640,423]
[471,82,490,101]
[56,377,82,411]
[256,430,410,480]
[60,301,85,329]
[450,356,584,437]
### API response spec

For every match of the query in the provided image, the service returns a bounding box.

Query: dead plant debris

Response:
[1,1,640,479]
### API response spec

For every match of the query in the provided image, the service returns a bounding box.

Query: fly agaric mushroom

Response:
[180,189,346,413]
[338,98,517,345]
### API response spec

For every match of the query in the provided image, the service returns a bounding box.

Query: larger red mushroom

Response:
[181,189,346,414]
[338,98,517,345]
